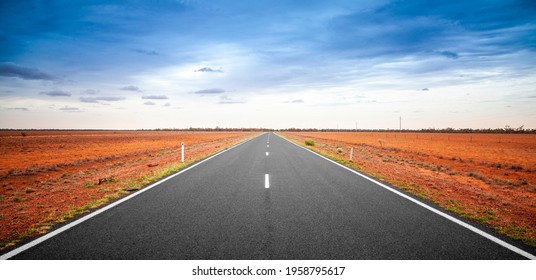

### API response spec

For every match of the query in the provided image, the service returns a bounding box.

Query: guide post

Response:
[181,142,184,162]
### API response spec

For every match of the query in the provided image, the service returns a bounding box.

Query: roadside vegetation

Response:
[279,131,536,247]
[0,130,260,251]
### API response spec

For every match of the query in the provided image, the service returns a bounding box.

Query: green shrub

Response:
[304,140,315,146]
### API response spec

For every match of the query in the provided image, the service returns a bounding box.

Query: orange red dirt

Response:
[280,132,536,246]
[0,130,259,250]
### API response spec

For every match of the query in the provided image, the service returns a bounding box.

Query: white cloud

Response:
[39,90,71,97]
[120,85,142,92]
[80,96,125,103]
[142,95,168,100]
[218,95,245,104]
[59,106,82,112]
[194,88,225,94]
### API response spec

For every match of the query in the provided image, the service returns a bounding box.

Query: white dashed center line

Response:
[265,174,269,189]
[266,152,269,156]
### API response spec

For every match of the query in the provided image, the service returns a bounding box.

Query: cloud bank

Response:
[142,95,168,100]
[80,96,125,103]
[59,106,81,112]
[0,1,534,129]
[195,67,223,73]
[120,86,142,92]
[194,88,226,94]
[40,90,71,97]
[0,63,58,81]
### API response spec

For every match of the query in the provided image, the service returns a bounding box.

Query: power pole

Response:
[399,116,402,132]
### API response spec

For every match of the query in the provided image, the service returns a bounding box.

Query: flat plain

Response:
[279,132,536,246]
[6,132,530,260]
[0,130,259,250]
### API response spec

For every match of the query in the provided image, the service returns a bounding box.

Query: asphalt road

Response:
[5,132,534,259]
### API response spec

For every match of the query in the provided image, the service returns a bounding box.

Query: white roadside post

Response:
[349,147,353,161]
[181,142,185,163]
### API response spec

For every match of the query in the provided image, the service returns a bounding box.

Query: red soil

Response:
[280,132,536,246]
[0,130,259,250]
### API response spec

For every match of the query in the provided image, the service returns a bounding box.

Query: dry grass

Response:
[280,131,536,247]
[0,130,260,251]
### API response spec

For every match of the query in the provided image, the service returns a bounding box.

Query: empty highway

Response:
[3,133,534,259]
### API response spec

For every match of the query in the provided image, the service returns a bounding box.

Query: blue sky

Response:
[1,0,535,129]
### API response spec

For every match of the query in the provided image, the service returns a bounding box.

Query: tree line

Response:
[279,125,535,134]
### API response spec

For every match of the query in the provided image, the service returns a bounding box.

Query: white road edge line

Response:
[0,133,267,260]
[276,133,536,260]
[265,174,270,189]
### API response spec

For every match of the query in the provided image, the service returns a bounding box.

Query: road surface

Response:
[4,132,534,259]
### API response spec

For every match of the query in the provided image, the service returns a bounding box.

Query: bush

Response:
[304,140,315,146]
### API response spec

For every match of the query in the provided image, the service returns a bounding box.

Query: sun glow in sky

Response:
[1,0,535,129]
